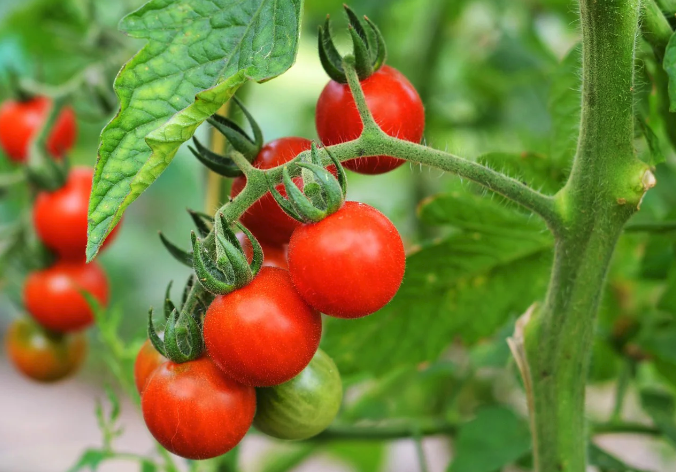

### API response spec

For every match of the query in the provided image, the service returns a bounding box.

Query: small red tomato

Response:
[0,96,77,162]
[5,317,87,382]
[231,137,312,246]
[134,339,166,395]
[237,232,288,270]
[33,166,121,261]
[141,357,256,460]
[288,201,405,318]
[315,65,424,174]
[204,267,322,387]
[24,260,109,333]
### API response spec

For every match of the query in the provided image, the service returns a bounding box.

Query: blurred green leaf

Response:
[477,152,564,195]
[588,444,654,472]
[87,0,303,260]
[328,442,385,472]
[259,444,315,472]
[637,117,666,166]
[640,236,674,280]
[640,389,676,448]
[323,193,551,375]
[548,44,581,169]
[67,449,111,472]
[664,32,676,112]
[449,407,531,472]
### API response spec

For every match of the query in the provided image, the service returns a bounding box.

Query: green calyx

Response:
[188,97,263,177]
[318,5,387,83]
[268,142,347,224]
[148,278,206,363]
[158,209,213,267]
[191,214,263,295]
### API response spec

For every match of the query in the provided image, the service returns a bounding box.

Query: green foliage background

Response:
[1,0,676,471]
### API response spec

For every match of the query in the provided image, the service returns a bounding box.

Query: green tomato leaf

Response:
[477,152,565,195]
[322,197,552,375]
[86,0,303,261]
[419,191,548,233]
[588,444,655,472]
[448,407,531,472]
[67,449,111,472]
[637,116,666,166]
[548,44,581,169]
[664,31,676,112]
[328,442,385,472]
[640,389,676,449]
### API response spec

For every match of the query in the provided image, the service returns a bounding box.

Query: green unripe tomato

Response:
[254,348,342,440]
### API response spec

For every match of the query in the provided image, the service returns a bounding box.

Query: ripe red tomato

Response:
[0,96,77,162]
[24,260,109,333]
[231,137,312,245]
[204,266,322,387]
[134,339,166,395]
[237,232,288,269]
[141,357,256,460]
[315,65,425,174]
[288,201,405,318]
[5,317,86,382]
[33,166,121,261]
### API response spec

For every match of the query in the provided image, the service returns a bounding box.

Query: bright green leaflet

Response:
[448,407,531,472]
[86,0,303,261]
[665,31,676,112]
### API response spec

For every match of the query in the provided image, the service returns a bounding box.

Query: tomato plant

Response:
[7,0,676,471]
[0,96,77,162]
[4,317,86,382]
[203,266,322,387]
[141,356,256,460]
[24,260,109,332]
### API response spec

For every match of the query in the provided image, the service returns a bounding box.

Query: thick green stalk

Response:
[519,1,653,471]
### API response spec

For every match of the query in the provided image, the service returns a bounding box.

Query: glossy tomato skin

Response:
[5,317,86,382]
[204,266,322,387]
[134,339,166,395]
[24,260,109,333]
[288,201,405,318]
[33,167,121,261]
[0,97,77,162]
[254,348,342,440]
[141,357,256,460]
[315,65,424,174]
[231,137,312,246]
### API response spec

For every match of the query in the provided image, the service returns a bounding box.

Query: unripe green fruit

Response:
[254,348,342,440]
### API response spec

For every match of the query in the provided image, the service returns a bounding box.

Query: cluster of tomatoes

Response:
[1,97,121,382]
[133,7,424,460]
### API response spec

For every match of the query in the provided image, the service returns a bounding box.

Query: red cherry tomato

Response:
[24,260,109,333]
[237,232,288,269]
[315,65,424,174]
[5,317,87,382]
[231,137,312,246]
[0,96,77,162]
[288,201,405,318]
[141,357,256,460]
[33,167,121,261]
[204,266,322,387]
[134,339,166,395]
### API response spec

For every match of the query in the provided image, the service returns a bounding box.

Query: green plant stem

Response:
[656,0,676,15]
[519,1,652,472]
[610,360,632,422]
[314,419,457,441]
